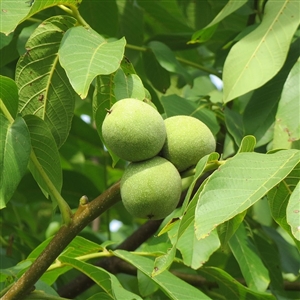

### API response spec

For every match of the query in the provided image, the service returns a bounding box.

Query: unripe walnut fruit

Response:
[161,116,216,172]
[102,98,166,162]
[120,156,182,220]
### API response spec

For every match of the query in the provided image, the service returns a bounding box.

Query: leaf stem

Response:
[0,99,14,123]
[47,251,112,271]
[29,150,73,225]
[58,5,90,28]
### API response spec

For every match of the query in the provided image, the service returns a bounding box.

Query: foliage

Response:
[0,0,299,299]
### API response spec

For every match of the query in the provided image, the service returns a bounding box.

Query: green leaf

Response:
[114,68,145,100]
[58,256,142,300]
[217,211,247,247]
[189,24,218,44]
[262,226,300,275]
[0,115,31,209]
[148,41,192,86]
[0,76,18,118]
[177,226,220,269]
[87,293,114,300]
[119,0,144,48]
[93,75,119,166]
[0,0,32,34]
[0,32,13,49]
[24,115,62,199]
[242,38,300,147]
[190,0,248,44]
[15,15,77,148]
[24,236,107,285]
[223,0,300,102]
[182,76,223,104]
[120,56,137,76]
[229,222,270,292]
[59,26,126,99]
[199,267,275,300]
[254,233,286,296]
[273,58,300,149]
[137,0,192,34]
[268,163,300,246]
[138,270,158,297]
[161,94,219,136]
[79,0,118,37]
[237,135,256,153]
[153,153,220,276]
[142,50,170,93]
[287,181,300,241]
[224,107,244,146]
[195,150,300,240]
[114,250,211,300]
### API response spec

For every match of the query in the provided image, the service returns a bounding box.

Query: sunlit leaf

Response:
[223,0,300,102]
[59,26,126,99]
[237,135,256,153]
[195,150,300,240]
[0,0,32,34]
[16,15,77,148]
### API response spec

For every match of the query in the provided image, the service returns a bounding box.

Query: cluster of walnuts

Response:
[102,98,216,220]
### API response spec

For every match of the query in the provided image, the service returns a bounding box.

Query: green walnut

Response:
[120,156,182,220]
[102,98,166,162]
[161,116,216,172]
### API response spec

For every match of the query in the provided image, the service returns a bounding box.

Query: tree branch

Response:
[2,182,121,300]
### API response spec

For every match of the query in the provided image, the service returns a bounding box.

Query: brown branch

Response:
[2,182,121,300]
